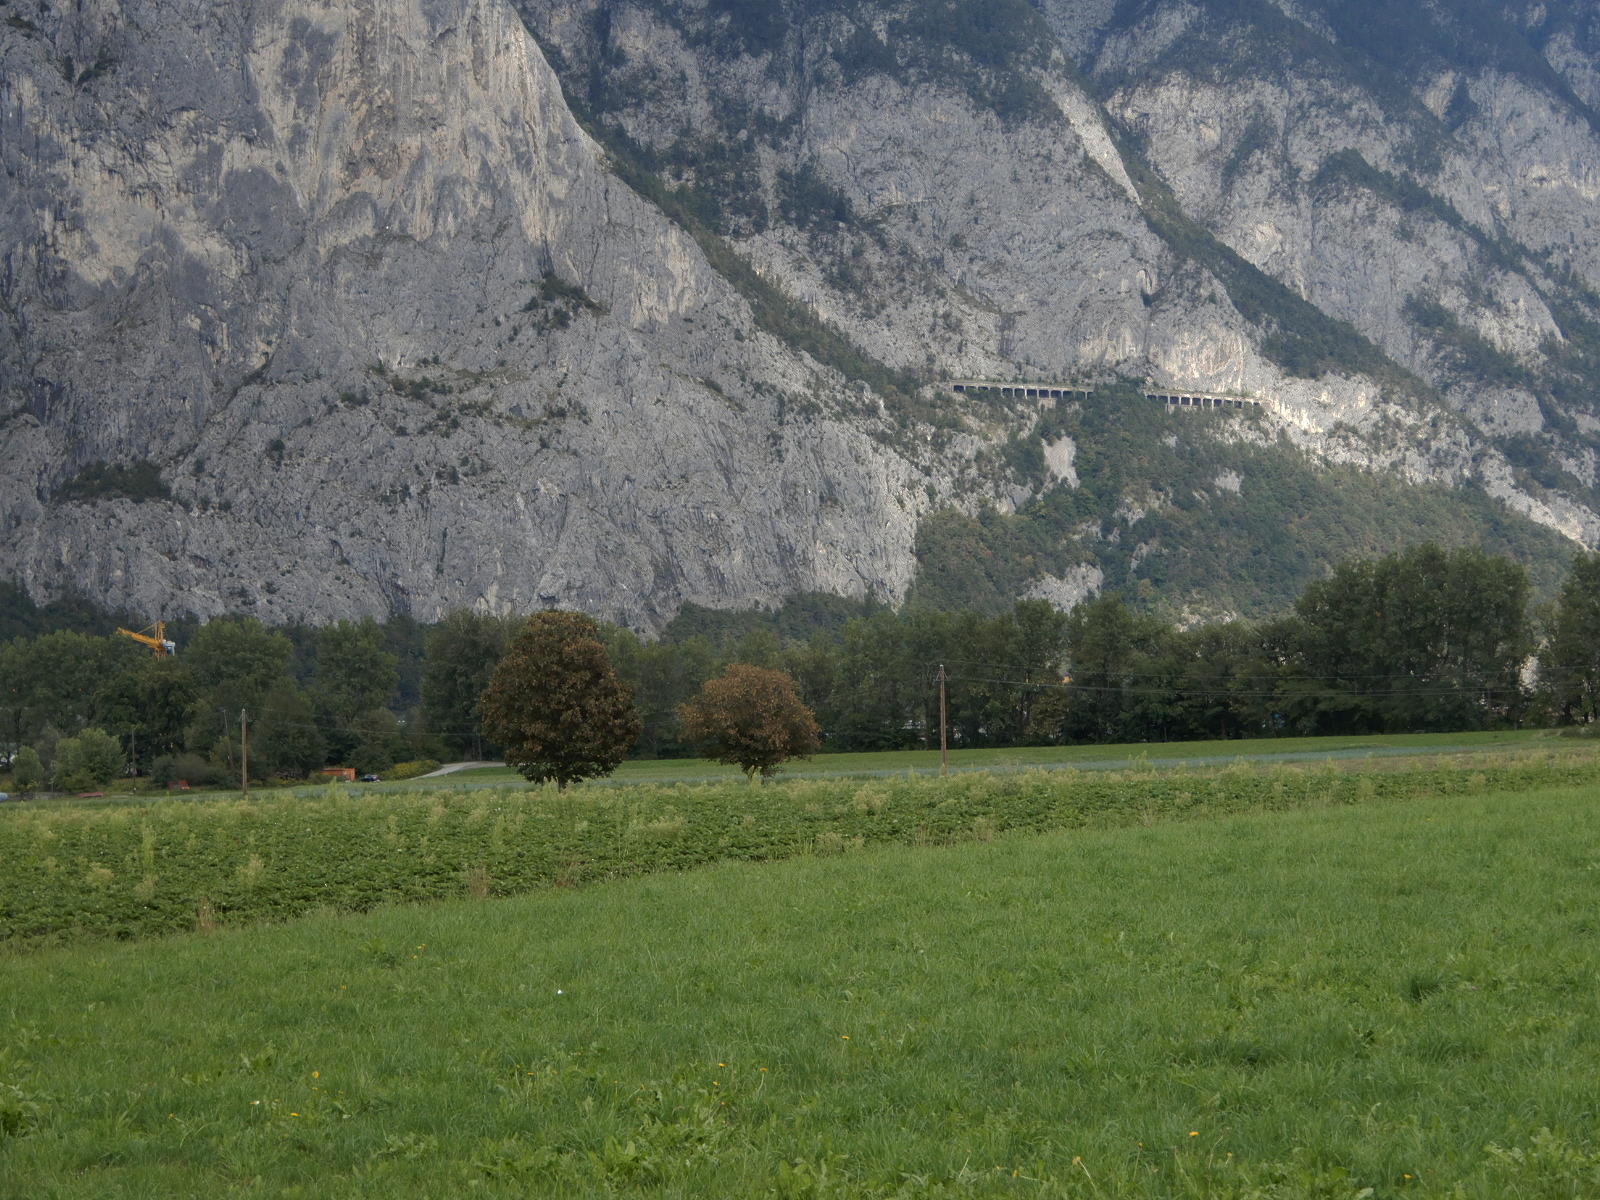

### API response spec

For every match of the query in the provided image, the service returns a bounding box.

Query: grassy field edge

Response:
[4,781,1600,1196]
[6,749,1598,950]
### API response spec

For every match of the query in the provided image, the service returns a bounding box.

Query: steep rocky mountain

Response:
[3,0,1599,628]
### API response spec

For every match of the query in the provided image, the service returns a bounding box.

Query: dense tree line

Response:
[0,616,431,789]
[4,543,1600,789]
[601,544,1547,752]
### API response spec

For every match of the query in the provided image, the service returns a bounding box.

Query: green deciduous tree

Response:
[479,611,642,789]
[185,617,293,706]
[829,611,920,750]
[605,629,720,758]
[183,618,295,758]
[349,708,407,777]
[254,681,327,778]
[135,658,200,763]
[1061,596,1172,743]
[1540,551,1600,725]
[52,727,123,791]
[90,655,198,775]
[0,638,27,757]
[1165,622,1271,741]
[0,632,129,751]
[1294,544,1531,732]
[314,618,398,723]
[983,599,1070,743]
[314,618,399,763]
[11,746,42,794]
[679,664,821,780]
[420,610,521,758]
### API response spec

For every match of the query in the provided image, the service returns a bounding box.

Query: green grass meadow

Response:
[407,730,1556,789]
[4,753,1600,1196]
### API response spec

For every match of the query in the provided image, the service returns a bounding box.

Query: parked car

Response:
[359,774,381,783]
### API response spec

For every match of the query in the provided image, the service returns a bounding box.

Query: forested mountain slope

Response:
[4,0,1599,626]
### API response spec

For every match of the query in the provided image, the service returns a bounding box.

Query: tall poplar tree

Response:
[1541,551,1600,725]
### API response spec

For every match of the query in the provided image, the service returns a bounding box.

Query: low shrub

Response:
[51,728,122,791]
[385,760,442,781]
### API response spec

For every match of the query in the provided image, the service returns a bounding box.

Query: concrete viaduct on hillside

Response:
[950,380,1265,412]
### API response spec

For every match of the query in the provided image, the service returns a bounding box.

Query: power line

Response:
[930,655,1557,685]
[937,670,1532,703]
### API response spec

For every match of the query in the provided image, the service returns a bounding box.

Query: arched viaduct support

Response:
[951,381,1264,412]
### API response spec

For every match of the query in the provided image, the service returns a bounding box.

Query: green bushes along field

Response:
[4,750,1594,948]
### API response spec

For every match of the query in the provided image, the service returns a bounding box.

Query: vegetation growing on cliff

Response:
[54,460,172,504]
[909,387,1573,618]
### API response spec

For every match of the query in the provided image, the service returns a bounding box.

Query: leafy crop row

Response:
[3,754,1589,948]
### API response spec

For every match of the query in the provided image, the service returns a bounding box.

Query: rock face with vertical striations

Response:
[7,0,1600,627]
[0,0,928,628]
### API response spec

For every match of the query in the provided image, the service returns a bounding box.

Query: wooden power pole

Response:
[240,708,249,799]
[938,663,948,777]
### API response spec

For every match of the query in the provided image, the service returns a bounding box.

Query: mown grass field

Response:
[4,771,1600,1197]
[6,730,1558,809]
[409,729,1558,789]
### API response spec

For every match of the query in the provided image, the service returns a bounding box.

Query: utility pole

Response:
[938,663,948,778]
[240,708,249,799]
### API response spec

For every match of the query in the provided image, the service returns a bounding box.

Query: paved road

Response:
[417,761,503,778]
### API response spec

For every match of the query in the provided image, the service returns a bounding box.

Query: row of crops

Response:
[4,751,1594,947]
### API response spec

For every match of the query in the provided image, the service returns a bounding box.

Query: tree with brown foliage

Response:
[479,611,641,789]
[678,663,821,780]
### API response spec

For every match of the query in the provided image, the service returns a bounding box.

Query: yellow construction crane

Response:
[117,620,176,657]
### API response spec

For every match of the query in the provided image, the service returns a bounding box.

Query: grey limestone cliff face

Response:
[1079,0,1600,536]
[9,0,1600,629]
[0,0,928,628]
[513,0,1600,504]
[520,0,1259,392]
